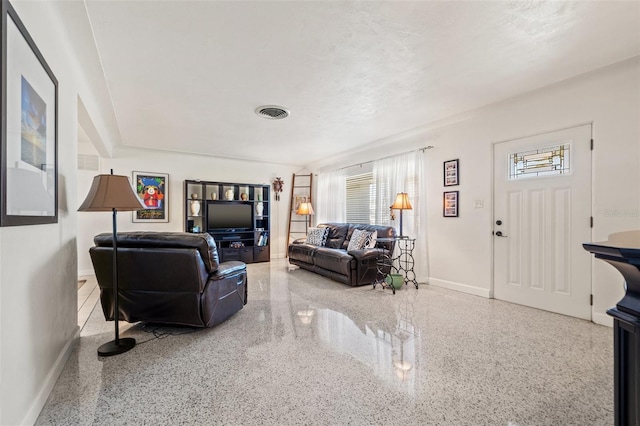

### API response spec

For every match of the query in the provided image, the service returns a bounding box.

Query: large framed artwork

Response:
[1,2,58,226]
[132,171,168,222]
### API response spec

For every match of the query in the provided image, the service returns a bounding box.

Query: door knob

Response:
[495,231,507,237]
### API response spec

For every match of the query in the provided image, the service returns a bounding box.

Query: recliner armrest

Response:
[348,248,390,262]
[291,238,307,245]
[209,261,246,280]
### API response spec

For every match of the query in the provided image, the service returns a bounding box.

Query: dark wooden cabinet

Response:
[584,232,640,426]
[184,180,270,263]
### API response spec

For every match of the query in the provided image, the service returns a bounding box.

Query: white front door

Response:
[493,124,592,320]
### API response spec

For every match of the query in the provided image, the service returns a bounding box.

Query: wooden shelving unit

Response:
[184,180,270,264]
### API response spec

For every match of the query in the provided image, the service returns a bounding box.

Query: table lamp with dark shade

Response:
[390,192,412,237]
[78,170,144,356]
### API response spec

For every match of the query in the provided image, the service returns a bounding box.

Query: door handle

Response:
[495,231,508,237]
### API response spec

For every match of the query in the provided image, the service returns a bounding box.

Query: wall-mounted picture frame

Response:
[132,171,168,222]
[444,159,459,187]
[1,2,58,226]
[443,191,459,217]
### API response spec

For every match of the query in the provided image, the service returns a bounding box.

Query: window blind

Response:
[346,172,374,224]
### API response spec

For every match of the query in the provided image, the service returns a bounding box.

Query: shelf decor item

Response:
[444,159,459,186]
[224,188,234,200]
[256,201,264,217]
[78,170,145,356]
[190,199,201,216]
[1,3,58,226]
[132,171,168,222]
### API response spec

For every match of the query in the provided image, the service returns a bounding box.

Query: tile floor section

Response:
[40,260,613,425]
[77,275,100,329]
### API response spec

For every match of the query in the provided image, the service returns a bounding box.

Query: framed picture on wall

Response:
[1,3,58,226]
[132,171,169,222]
[443,191,459,217]
[444,159,459,186]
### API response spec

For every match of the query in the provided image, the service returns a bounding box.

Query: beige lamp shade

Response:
[78,174,145,211]
[296,202,315,215]
[390,192,412,210]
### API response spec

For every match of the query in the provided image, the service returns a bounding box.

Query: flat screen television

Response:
[207,201,253,231]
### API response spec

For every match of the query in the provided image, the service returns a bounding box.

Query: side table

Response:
[396,237,418,289]
[373,236,418,293]
[373,238,398,294]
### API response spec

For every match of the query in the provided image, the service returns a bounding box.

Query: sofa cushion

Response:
[313,247,353,276]
[347,228,373,251]
[306,227,329,246]
[344,224,396,249]
[365,230,378,248]
[319,223,349,249]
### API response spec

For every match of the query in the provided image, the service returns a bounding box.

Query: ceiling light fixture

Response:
[255,105,290,120]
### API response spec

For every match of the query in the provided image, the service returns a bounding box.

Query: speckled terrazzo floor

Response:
[37,259,613,425]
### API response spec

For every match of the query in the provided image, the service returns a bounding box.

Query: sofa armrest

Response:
[349,248,390,262]
[291,238,307,245]
[375,238,396,253]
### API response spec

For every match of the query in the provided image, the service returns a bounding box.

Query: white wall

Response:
[1,3,73,425]
[0,1,125,424]
[77,147,300,275]
[311,57,640,326]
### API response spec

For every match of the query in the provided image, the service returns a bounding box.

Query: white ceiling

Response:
[84,0,640,166]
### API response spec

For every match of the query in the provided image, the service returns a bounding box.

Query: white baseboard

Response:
[429,277,491,298]
[22,325,80,426]
[592,312,613,327]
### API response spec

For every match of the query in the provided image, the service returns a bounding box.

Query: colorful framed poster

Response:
[1,2,58,226]
[444,159,459,187]
[443,191,459,217]
[132,171,168,222]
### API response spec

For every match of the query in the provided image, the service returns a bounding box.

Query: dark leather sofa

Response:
[288,223,396,286]
[90,231,247,328]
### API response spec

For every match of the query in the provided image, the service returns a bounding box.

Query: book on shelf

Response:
[257,232,269,246]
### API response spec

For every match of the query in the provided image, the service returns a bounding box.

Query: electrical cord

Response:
[134,323,200,345]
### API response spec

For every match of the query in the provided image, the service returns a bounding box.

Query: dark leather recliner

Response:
[90,231,247,328]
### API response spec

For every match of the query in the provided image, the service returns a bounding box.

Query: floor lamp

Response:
[296,201,314,234]
[391,192,412,237]
[78,170,144,356]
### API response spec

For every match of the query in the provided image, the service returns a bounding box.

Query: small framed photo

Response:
[444,159,459,186]
[133,171,168,222]
[443,191,459,217]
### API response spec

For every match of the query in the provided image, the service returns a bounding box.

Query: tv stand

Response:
[184,180,270,264]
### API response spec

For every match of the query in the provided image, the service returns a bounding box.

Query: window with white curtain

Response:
[345,172,374,224]
[319,150,427,282]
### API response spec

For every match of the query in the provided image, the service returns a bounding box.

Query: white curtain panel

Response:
[373,151,429,283]
[316,168,347,224]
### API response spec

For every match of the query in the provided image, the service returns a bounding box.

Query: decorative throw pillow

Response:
[306,227,328,246]
[347,228,372,251]
[364,230,377,249]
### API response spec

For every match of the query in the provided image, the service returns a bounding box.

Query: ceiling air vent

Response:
[255,105,290,120]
